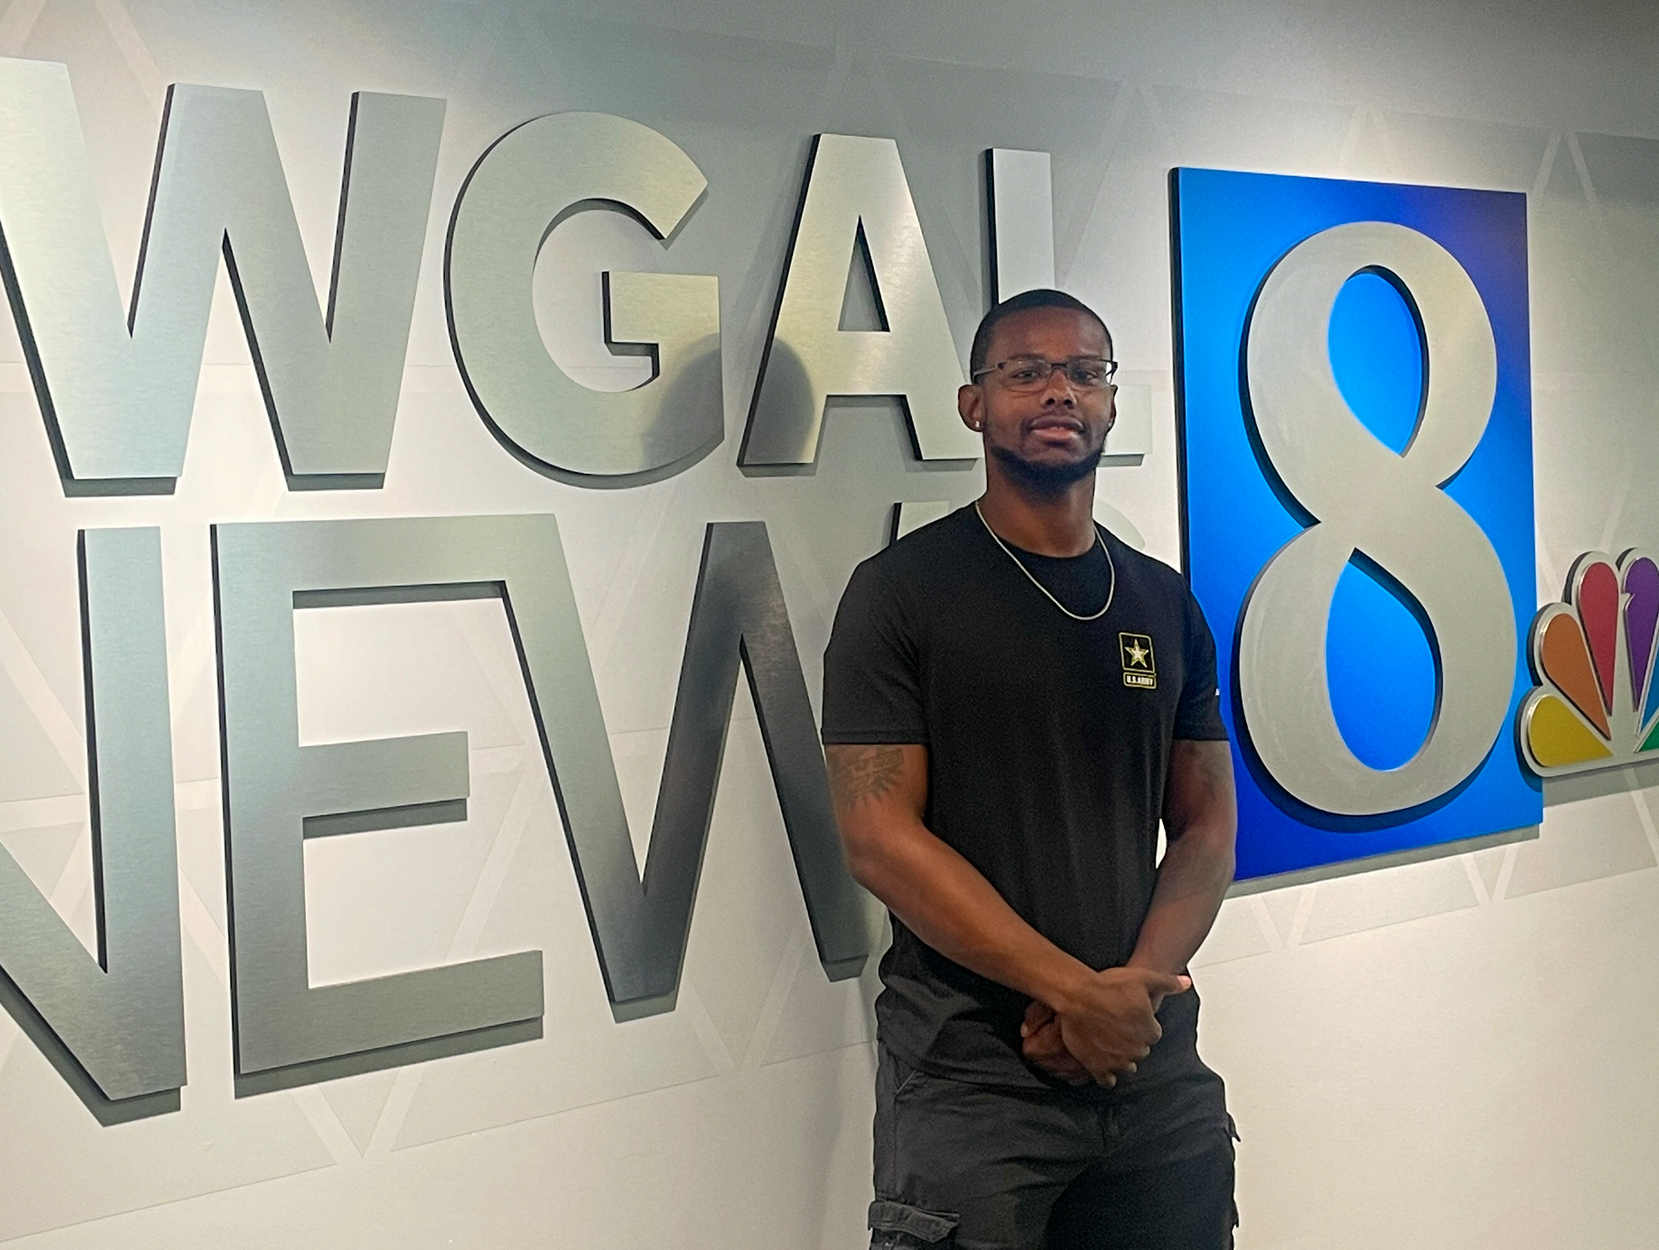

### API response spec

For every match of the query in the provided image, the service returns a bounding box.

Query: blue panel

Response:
[1328,272,1423,455]
[1326,559,1436,771]
[1172,168,1542,882]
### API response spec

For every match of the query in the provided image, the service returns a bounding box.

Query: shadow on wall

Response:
[739,339,977,479]
[1542,754,1659,807]
[482,334,726,490]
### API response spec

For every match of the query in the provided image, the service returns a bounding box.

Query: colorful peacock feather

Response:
[1519,549,1659,776]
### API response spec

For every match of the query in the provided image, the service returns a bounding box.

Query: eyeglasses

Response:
[971,355,1118,392]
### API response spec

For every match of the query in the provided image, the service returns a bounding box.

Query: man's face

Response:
[958,306,1116,488]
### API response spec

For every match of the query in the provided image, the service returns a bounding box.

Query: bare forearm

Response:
[1130,739,1238,976]
[828,743,1094,1007]
[827,741,1200,1086]
[1128,821,1234,976]
[848,820,1095,1010]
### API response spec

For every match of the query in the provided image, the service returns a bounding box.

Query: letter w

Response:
[560,522,869,1013]
[0,59,443,493]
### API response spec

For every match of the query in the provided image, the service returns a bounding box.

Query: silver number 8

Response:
[1238,222,1516,817]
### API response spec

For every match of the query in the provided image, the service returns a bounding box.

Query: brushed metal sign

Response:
[0,61,443,493]
[0,529,181,1124]
[447,111,723,482]
[741,133,979,467]
[0,54,1062,1123]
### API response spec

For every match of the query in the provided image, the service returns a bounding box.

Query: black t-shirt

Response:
[821,504,1229,1098]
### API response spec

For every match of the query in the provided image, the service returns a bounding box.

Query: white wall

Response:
[1,1,1658,1246]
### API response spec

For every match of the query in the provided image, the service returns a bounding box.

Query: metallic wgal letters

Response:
[985,148,1056,301]
[447,112,722,480]
[0,59,444,492]
[1238,221,1516,815]
[0,61,1007,488]
[741,133,978,466]
[0,529,182,1124]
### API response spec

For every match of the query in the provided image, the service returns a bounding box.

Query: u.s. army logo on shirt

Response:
[1119,633,1157,689]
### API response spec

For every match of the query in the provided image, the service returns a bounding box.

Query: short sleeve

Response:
[821,558,927,744]
[1175,588,1229,741]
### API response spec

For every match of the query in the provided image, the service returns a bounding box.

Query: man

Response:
[821,288,1239,1249]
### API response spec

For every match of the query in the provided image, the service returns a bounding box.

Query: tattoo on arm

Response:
[829,745,905,806]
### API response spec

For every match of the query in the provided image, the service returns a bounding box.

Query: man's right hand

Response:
[1052,967,1191,1087]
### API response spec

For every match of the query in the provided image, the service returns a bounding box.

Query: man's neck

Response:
[977,470,1098,557]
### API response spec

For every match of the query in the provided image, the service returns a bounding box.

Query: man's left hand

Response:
[1020,1000,1092,1084]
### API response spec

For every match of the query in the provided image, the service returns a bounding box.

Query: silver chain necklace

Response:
[974,501,1116,622]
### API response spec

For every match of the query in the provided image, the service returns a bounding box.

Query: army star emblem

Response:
[1119,632,1157,689]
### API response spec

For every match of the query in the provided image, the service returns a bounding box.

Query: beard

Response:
[988,440,1104,493]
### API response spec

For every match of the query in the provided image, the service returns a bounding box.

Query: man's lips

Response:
[1025,415,1085,439]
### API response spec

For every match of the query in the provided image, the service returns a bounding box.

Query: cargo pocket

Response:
[868,1198,959,1247]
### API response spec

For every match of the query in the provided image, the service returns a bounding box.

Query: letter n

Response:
[0,529,183,1123]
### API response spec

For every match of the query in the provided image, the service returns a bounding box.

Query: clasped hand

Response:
[1019,967,1191,1087]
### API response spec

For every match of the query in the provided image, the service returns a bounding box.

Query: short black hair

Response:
[968,288,1112,376]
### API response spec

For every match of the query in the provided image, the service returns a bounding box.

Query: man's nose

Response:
[1042,376,1078,405]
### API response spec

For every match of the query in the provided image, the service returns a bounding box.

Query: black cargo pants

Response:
[869,1045,1237,1250]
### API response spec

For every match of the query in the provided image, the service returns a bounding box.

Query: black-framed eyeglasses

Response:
[970,355,1118,392]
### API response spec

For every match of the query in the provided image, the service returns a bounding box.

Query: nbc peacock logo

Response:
[1519,550,1659,776]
